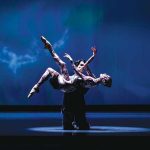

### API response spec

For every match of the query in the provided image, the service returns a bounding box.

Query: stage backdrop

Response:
[0,0,149,105]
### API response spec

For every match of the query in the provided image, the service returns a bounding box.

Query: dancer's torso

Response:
[58,74,81,93]
[50,74,96,92]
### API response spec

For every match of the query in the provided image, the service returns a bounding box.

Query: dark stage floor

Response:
[0,112,149,136]
[0,112,149,149]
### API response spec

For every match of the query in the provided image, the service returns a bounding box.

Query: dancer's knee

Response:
[47,67,54,72]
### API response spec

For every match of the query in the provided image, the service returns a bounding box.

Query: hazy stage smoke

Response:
[0,29,69,74]
[0,47,37,74]
[53,29,69,49]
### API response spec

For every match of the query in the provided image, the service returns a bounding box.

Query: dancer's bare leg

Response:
[27,67,59,99]
[41,36,70,81]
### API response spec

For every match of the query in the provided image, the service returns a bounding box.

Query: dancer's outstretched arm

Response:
[64,53,99,84]
[73,72,111,88]
[80,46,96,78]
[64,53,112,87]
[63,53,82,78]
[83,46,97,68]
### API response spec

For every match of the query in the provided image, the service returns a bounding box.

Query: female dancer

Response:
[27,36,111,98]
[27,36,112,130]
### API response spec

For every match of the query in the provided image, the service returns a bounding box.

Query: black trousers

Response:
[62,91,89,130]
[62,108,89,130]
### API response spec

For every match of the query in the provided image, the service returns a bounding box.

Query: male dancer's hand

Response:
[27,84,39,99]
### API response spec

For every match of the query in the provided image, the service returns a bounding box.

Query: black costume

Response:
[62,85,90,130]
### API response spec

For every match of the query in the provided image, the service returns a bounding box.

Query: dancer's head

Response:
[100,74,112,87]
[74,59,86,73]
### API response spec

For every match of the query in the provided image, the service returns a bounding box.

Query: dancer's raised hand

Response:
[91,46,97,55]
[64,53,73,63]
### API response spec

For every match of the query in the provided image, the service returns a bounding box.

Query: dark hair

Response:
[103,77,112,87]
[74,59,86,66]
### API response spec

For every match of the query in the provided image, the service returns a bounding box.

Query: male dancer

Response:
[28,36,112,130]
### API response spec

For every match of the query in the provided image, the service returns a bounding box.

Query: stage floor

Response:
[0,112,149,149]
[0,112,149,136]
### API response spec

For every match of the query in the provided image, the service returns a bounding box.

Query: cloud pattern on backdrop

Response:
[53,29,69,49]
[0,47,37,74]
[0,29,69,74]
